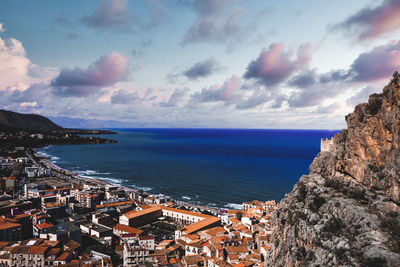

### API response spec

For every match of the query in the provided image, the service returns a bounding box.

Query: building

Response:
[80,223,112,239]
[0,217,22,241]
[123,242,150,266]
[79,192,100,208]
[119,206,162,227]
[113,224,144,237]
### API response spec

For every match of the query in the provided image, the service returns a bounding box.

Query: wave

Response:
[224,203,243,210]
[76,170,113,176]
[182,196,191,200]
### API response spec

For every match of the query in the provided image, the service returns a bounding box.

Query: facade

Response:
[0,217,22,241]
[119,207,163,227]
[321,137,334,152]
[123,243,150,267]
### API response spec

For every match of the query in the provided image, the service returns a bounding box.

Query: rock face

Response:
[265,74,400,267]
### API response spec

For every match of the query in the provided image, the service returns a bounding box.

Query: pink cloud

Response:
[190,75,242,104]
[244,43,312,86]
[349,40,400,82]
[52,52,130,97]
[333,0,400,40]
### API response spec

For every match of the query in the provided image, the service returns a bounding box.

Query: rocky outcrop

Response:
[265,73,400,267]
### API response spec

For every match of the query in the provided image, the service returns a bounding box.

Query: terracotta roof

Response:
[204,226,226,237]
[48,248,62,255]
[64,240,81,251]
[159,239,173,244]
[27,246,48,255]
[0,217,21,230]
[139,204,152,210]
[56,252,71,261]
[12,213,30,219]
[0,241,9,249]
[180,217,220,235]
[35,222,53,230]
[44,202,63,208]
[230,218,241,224]
[96,201,133,209]
[187,239,203,247]
[122,206,161,219]
[228,210,243,214]
[226,246,248,254]
[113,224,143,236]
[183,254,206,265]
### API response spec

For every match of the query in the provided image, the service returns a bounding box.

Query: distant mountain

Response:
[48,116,133,129]
[0,110,63,131]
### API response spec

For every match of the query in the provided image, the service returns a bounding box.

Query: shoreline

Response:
[33,147,233,213]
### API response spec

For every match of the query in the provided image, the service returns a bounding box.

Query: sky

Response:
[1,0,400,129]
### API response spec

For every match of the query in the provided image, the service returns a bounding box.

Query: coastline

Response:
[33,147,231,213]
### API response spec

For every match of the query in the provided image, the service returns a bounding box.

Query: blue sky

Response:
[1,0,400,128]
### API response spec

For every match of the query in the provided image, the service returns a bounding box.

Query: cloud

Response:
[0,33,55,90]
[347,40,400,82]
[19,101,40,108]
[0,36,31,89]
[332,0,400,41]
[82,0,132,29]
[183,57,221,80]
[244,43,312,87]
[288,69,318,88]
[54,15,73,28]
[8,83,52,103]
[0,23,5,32]
[189,75,242,105]
[160,88,189,107]
[110,89,140,104]
[182,0,247,46]
[316,103,341,114]
[81,0,165,31]
[346,86,379,106]
[279,40,400,108]
[51,52,129,97]
[235,90,271,109]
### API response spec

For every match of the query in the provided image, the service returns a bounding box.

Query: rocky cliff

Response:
[265,73,400,267]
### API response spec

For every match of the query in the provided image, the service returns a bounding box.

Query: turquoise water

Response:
[38,128,338,208]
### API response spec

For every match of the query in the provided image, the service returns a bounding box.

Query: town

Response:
[0,144,278,267]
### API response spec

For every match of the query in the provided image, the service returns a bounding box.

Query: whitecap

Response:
[224,203,243,210]
[182,196,191,200]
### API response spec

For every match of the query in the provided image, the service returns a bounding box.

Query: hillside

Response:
[265,73,400,266]
[0,110,63,131]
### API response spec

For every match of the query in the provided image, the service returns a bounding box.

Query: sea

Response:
[37,128,338,209]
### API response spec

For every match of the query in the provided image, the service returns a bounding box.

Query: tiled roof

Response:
[122,206,161,219]
[35,222,53,230]
[113,224,143,235]
[181,217,221,235]
[0,217,21,230]
[27,246,48,255]
[96,201,133,209]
